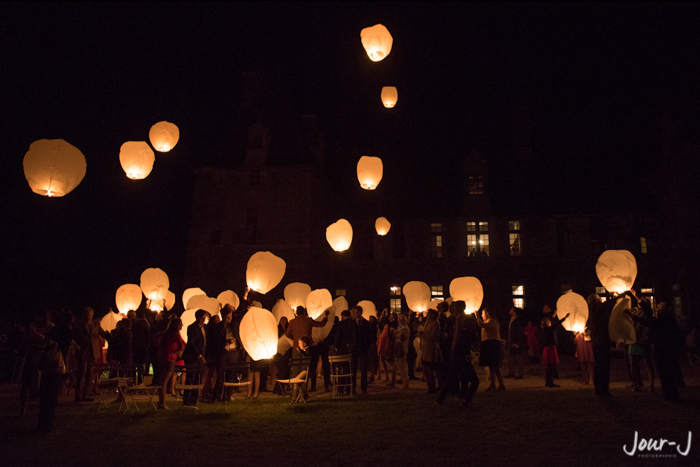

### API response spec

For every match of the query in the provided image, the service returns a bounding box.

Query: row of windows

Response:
[431,221,522,258]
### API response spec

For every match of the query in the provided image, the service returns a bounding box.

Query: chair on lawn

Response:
[220,361,251,408]
[118,364,158,413]
[94,363,120,410]
[329,354,353,398]
[174,364,205,412]
[276,356,311,406]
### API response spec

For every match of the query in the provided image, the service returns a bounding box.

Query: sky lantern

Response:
[449,277,484,314]
[118,141,155,180]
[179,308,209,343]
[333,295,349,314]
[357,300,377,319]
[277,334,293,356]
[164,290,176,311]
[284,282,311,310]
[272,299,295,323]
[187,294,222,320]
[326,219,353,251]
[375,217,391,236]
[357,156,383,190]
[239,306,278,361]
[381,86,398,108]
[182,287,206,310]
[360,23,393,62]
[306,289,333,319]
[609,294,636,345]
[429,299,444,310]
[403,281,431,312]
[556,292,589,333]
[246,251,286,294]
[101,309,124,333]
[115,283,142,315]
[217,290,240,310]
[596,250,637,294]
[23,139,87,197]
[312,305,336,343]
[140,268,169,307]
[148,121,179,152]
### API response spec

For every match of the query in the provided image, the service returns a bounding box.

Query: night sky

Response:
[2,2,700,319]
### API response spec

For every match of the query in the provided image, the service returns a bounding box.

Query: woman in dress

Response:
[474,308,505,391]
[157,318,185,410]
[376,309,396,381]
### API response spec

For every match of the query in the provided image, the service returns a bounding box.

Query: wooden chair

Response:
[329,354,353,398]
[174,365,205,412]
[276,357,311,406]
[220,361,251,407]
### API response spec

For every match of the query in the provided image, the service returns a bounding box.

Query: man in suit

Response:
[182,309,207,405]
[350,306,373,395]
[73,307,109,403]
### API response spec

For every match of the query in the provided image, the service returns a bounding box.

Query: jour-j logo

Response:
[623,431,692,457]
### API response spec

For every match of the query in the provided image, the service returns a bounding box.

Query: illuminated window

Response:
[390,286,402,296]
[468,175,484,194]
[512,284,524,308]
[595,286,608,302]
[390,298,402,314]
[641,288,653,294]
[335,289,346,297]
[431,285,443,298]
[640,237,647,254]
[467,221,489,257]
[509,220,522,256]
[431,223,443,258]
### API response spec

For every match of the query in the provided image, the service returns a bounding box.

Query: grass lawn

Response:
[2,355,699,467]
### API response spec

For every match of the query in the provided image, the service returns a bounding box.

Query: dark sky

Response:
[2,1,700,318]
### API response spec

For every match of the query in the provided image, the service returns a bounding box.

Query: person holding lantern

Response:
[540,309,569,388]
[182,309,208,405]
[73,307,110,404]
[474,308,506,391]
[376,309,397,382]
[588,293,616,397]
[285,306,329,354]
[156,318,185,410]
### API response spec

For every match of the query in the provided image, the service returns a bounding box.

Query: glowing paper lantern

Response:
[556,292,589,333]
[182,288,206,310]
[326,219,353,252]
[239,307,278,361]
[375,217,391,236]
[246,251,286,294]
[596,250,638,294]
[179,309,197,342]
[272,299,295,323]
[429,299,443,310]
[277,335,293,355]
[357,300,377,319]
[449,277,484,314]
[284,283,311,310]
[333,296,349,314]
[119,141,155,180]
[165,290,176,311]
[187,294,221,320]
[115,284,143,315]
[101,310,124,333]
[217,290,240,310]
[23,139,87,197]
[403,281,431,312]
[140,268,169,303]
[306,289,333,319]
[609,294,636,345]
[312,305,336,343]
[357,156,383,190]
[149,121,179,152]
[381,87,398,108]
[360,24,393,62]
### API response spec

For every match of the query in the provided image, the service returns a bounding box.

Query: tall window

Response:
[468,175,484,194]
[431,223,443,258]
[390,286,402,313]
[512,284,524,309]
[431,285,443,299]
[467,221,489,257]
[640,237,647,254]
[335,289,346,297]
[509,220,522,256]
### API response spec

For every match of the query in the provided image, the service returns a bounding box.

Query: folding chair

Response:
[221,362,251,408]
[174,365,205,412]
[119,365,158,412]
[94,363,120,410]
[329,354,353,398]
[276,357,310,406]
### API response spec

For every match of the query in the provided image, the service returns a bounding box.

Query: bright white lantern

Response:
[246,251,286,294]
[101,310,124,333]
[149,121,179,152]
[381,86,398,108]
[23,139,87,197]
[284,283,311,310]
[187,294,222,320]
[119,141,155,180]
[179,308,209,343]
[357,300,377,319]
[140,268,170,302]
[360,24,393,62]
[115,284,143,315]
[239,307,278,361]
[306,289,333,319]
[357,156,383,190]
[556,292,589,333]
[609,294,636,345]
[449,277,484,314]
[375,217,391,235]
[403,281,431,312]
[312,305,336,343]
[272,299,295,323]
[164,290,176,311]
[217,290,240,310]
[596,250,637,294]
[326,219,353,252]
[182,288,206,310]
[333,296,349,314]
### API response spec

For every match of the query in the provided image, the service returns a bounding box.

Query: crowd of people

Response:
[6,287,695,432]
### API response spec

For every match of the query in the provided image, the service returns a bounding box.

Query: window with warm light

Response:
[431,285,443,298]
[431,223,443,258]
[390,298,401,314]
[390,286,402,296]
[335,289,346,297]
[509,220,522,256]
[512,284,524,308]
[468,175,484,194]
[467,221,489,257]
[640,237,647,254]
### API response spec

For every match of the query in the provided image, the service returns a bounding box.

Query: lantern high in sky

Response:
[381,86,398,108]
[375,217,391,236]
[306,288,332,319]
[449,276,484,314]
[556,291,589,333]
[23,139,87,197]
[140,267,170,302]
[596,250,637,294]
[356,156,383,190]
[148,121,180,152]
[403,281,431,312]
[115,283,143,315]
[360,23,393,62]
[119,141,155,180]
[246,251,286,294]
[239,306,278,361]
[284,282,311,310]
[326,219,353,252]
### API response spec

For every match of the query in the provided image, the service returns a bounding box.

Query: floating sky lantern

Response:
[449,277,484,314]
[182,288,206,310]
[596,250,637,294]
[239,307,278,361]
[360,24,393,62]
[165,290,175,311]
[312,305,336,343]
[23,139,87,197]
[277,334,293,356]
[101,309,124,333]
[284,283,311,310]
[187,294,221,320]
[149,121,179,152]
[140,268,169,308]
[217,290,240,310]
[375,217,391,236]
[381,86,398,108]
[333,296,349,314]
[403,281,431,313]
[179,308,209,343]
[326,219,353,252]
[429,299,444,310]
[357,156,383,190]
[246,251,286,294]
[357,300,377,319]
[556,292,589,333]
[609,294,636,345]
[115,284,143,315]
[306,289,333,319]
[119,141,154,180]
[272,299,295,323]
